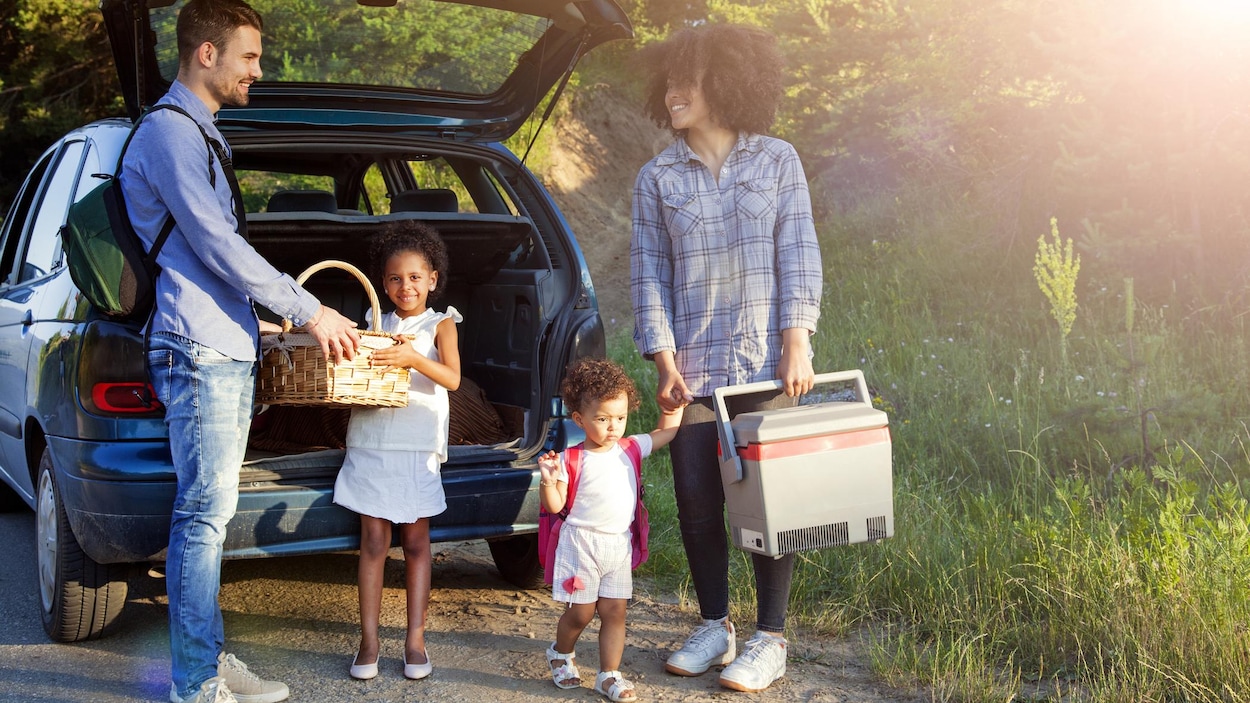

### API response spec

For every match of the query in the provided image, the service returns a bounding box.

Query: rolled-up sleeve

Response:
[773,144,822,333]
[630,164,676,358]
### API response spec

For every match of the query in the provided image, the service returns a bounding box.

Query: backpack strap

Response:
[618,436,650,569]
[557,444,583,521]
[620,437,645,498]
[124,104,227,265]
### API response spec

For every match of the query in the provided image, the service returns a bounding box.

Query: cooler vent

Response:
[778,521,849,553]
[867,515,889,541]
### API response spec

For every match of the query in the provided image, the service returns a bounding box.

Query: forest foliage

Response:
[5,0,1249,307]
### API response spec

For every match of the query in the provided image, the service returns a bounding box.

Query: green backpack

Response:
[61,104,220,321]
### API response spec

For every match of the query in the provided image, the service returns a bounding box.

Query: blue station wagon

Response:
[0,0,629,641]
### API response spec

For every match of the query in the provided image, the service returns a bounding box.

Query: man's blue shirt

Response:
[120,81,320,360]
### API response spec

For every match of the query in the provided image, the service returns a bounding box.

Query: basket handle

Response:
[281,260,383,333]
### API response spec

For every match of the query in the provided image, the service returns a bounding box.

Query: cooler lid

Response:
[731,402,888,446]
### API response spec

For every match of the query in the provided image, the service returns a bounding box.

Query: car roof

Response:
[100,0,632,141]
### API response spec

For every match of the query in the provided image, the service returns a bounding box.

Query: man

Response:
[120,1,361,701]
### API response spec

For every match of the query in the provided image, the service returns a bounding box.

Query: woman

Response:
[630,23,823,694]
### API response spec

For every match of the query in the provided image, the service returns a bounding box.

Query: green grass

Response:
[608,198,1250,701]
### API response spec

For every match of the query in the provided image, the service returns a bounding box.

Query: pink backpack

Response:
[538,437,650,585]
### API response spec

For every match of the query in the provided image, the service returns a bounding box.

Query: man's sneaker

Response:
[181,677,238,703]
[665,617,736,676]
[718,631,787,692]
[215,653,290,703]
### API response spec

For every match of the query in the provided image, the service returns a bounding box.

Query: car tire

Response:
[36,449,129,642]
[487,534,543,589]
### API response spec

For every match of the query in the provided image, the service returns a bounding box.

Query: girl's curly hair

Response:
[639,23,784,136]
[561,358,640,415]
[369,220,450,304]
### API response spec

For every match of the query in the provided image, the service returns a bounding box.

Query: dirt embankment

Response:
[541,83,672,332]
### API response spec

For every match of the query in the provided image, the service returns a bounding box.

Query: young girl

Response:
[332,221,461,681]
[538,358,683,702]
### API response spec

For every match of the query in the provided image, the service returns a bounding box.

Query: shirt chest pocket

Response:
[736,177,778,221]
[660,189,702,238]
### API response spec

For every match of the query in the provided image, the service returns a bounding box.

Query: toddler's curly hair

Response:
[639,23,784,136]
[369,220,450,303]
[561,358,640,415]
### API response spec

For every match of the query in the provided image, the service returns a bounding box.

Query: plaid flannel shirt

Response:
[631,132,822,398]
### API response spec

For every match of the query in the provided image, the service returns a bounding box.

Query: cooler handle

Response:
[714,370,871,483]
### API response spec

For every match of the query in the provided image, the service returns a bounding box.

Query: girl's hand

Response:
[537,450,562,485]
[369,338,419,374]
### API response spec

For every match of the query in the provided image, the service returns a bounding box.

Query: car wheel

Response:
[36,449,129,641]
[487,534,543,589]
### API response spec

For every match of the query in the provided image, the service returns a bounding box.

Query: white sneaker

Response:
[171,654,288,703]
[665,617,736,676]
[215,653,290,703]
[179,677,238,703]
[718,631,787,692]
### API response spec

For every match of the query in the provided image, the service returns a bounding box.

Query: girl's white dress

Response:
[333,306,462,523]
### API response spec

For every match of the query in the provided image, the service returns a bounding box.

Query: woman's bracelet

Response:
[539,479,557,487]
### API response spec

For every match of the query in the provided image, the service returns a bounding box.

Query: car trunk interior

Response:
[239,210,545,481]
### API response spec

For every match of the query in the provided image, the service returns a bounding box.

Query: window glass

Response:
[236,173,336,213]
[150,0,553,97]
[402,158,477,214]
[20,140,85,283]
[362,164,386,214]
[0,148,56,286]
[482,169,519,216]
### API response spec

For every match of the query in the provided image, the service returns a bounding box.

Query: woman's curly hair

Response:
[369,219,450,304]
[639,23,784,136]
[561,358,640,415]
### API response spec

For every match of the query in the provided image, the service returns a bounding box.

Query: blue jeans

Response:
[146,332,256,698]
[668,391,797,633]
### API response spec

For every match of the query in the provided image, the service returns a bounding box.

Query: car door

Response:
[0,137,84,491]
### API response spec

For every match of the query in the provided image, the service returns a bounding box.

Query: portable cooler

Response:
[714,370,894,557]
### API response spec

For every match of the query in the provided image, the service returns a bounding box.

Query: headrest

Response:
[391,188,458,213]
[267,189,338,213]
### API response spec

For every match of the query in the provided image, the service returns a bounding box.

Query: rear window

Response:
[149,0,553,97]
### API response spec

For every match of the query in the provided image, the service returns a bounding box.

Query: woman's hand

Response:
[654,351,694,411]
[778,328,815,397]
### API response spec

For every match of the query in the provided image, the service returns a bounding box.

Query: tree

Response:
[0,0,121,206]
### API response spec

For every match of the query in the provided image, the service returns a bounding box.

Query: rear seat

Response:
[267,189,338,213]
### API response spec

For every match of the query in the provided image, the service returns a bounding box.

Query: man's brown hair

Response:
[177,0,264,68]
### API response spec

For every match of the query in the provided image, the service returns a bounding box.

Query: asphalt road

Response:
[0,508,561,703]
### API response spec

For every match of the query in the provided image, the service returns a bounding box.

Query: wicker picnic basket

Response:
[256,260,409,407]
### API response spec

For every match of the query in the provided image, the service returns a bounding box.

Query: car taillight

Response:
[91,382,162,413]
[78,320,164,417]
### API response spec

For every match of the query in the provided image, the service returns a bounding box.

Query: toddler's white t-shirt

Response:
[558,434,653,535]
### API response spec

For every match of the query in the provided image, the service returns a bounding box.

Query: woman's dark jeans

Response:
[668,390,796,634]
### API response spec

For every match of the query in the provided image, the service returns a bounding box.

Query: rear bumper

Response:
[46,436,540,564]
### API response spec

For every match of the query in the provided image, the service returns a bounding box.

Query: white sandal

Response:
[545,643,581,689]
[593,670,637,702]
